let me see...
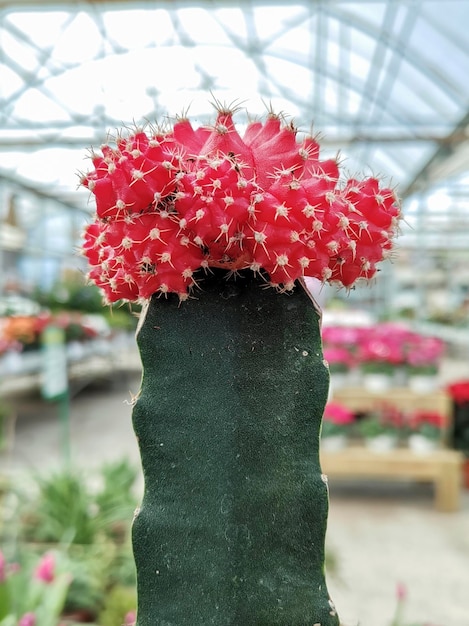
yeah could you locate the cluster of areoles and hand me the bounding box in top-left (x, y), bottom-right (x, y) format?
top-left (81, 109), bottom-right (401, 302)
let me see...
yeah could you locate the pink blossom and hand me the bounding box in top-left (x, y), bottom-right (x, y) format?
top-left (406, 334), bottom-right (445, 367)
top-left (322, 325), bottom-right (361, 346)
top-left (323, 346), bottom-right (352, 367)
top-left (324, 402), bottom-right (354, 426)
top-left (124, 611), bottom-right (137, 625)
top-left (0, 551), bottom-right (5, 583)
top-left (357, 329), bottom-right (406, 365)
top-left (19, 613), bottom-right (36, 626)
top-left (396, 581), bottom-right (407, 600)
top-left (34, 552), bottom-right (55, 583)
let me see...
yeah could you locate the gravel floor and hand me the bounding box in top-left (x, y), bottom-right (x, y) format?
top-left (1, 370), bottom-right (468, 626)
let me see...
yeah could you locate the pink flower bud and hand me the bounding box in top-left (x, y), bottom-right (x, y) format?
top-left (124, 611), bottom-right (136, 625)
top-left (34, 553), bottom-right (55, 583)
top-left (0, 551), bottom-right (5, 583)
top-left (396, 581), bottom-right (407, 601)
top-left (19, 613), bottom-right (36, 626)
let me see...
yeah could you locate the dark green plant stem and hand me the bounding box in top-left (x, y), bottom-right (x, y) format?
top-left (132, 269), bottom-right (339, 626)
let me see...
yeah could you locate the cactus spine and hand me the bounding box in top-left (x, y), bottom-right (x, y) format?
top-left (132, 269), bottom-right (339, 625)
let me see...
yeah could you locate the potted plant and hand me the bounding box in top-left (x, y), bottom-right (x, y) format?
top-left (356, 325), bottom-right (406, 392)
top-left (79, 102), bottom-right (400, 625)
top-left (321, 402), bottom-right (355, 451)
top-left (323, 346), bottom-right (353, 394)
top-left (405, 334), bottom-right (445, 393)
top-left (406, 410), bottom-right (444, 454)
top-left (358, 404), bottom-right (404, 452)
top-left (447, 380), bottom-right (469, 488)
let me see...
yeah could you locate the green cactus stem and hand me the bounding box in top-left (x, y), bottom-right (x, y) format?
top-left (132, 268), bottom-right (339, 626)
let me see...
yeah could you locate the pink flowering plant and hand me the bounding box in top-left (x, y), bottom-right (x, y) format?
top-left (80, 103), bottom-right (401, 303)
top-left (0, 550), bottom-right (71, 626)
top-left (322, 402), bottom-right (355, 437)
top-left (322, 323), bottom-right (445, 379)
top-left (391, 582), bottom-right (442, 626)
top-left (323, 346), bottom-right (354, 374)
top-left (356, 323), bottom-right (407, 375)
top-left (404, 334), bottom-right (445, 376)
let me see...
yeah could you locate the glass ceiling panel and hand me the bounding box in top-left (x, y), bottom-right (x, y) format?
top-left (0, 0), bottom-right (468, 218)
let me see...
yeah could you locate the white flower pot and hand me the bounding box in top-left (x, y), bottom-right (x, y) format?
top-left (408, 375), bottom-right (438, 394)
top-left (328, 372), bottom-right (348, 400)
top-left (365, 434), bottom-right (398, 453)
top-left (408, 433), bottom-right (438, 454)
top-left (363, 373), bottom-right (393, 393)
top-left (321, 434), bottom-right (348, 452)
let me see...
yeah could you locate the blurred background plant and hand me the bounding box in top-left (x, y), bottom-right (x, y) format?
top-left (357, 404), bottom-right (406, 441)
top-left (389, 582), bottom-right (442, 626)
top-left (406, 410), bottom-right (445, 442)
top-left (32, 278), bottom-right (140, 333)
top-left (321, 402), bottom-right (355, 438)
top-left (0, 549), bottom-right (72, 626)
top-left (1, 458), bottom-right (139, 624)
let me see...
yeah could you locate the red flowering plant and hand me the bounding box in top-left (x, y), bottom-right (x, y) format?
top-left (358, 403), bottom-right (406, 439)
top-left (406, 410), bottom-right (445, 441)
top-left (79, 104), bottom-right (401, 303)
top-left (321, 402), bottom-right (355, 437)
top-left (447, 380), bottom-right (469, 405)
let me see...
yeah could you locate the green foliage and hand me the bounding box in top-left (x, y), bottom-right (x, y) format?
top-left (34, 278), bottom-right (103, 314)
top-left (94, 459), bottom-right (140, 538)
top-left (20, 470), bottom-right (96, 545)
top-left (33, 277), bottom-right (140, 330)
top-left (19, 459), bottom-right (138, 546)
top-left (103, 307), bottom-right (140, 332)
top-left (0, 550), bottom-right (72, 626)
top-left (3, 459), bottom-right (138, 620)
top-left (0, 401), bottom-right (12, 452)
top-left (98, 585), bottom-right (136, 626)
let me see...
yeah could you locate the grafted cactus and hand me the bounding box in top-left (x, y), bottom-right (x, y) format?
top-left (131, 269), bottom-right (337, 625)
top-left (80, 102), bottom-right (400, 625)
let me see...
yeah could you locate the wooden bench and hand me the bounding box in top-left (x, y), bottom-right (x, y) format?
top-left (321, 446), bottom-right (464, 512)
top-left (322, 386), bottom-right (464, 512)
top-left (332, 387), bottom-right (452, 422)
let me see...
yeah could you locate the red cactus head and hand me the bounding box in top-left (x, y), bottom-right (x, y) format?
top-left (81, 104), bottom-right (401, 303)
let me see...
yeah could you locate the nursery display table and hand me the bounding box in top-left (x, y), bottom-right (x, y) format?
top-left (325, 386), bottom-right (462, 512)
top-left (332, 387), bottom-right (452, 422)
top-left (0, 354), bottom-right (114, 398)
top-left (321, 446), bottom-right (464, 512)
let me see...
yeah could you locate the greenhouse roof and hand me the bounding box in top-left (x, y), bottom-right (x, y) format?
top-left (1, 0), bottom-right (469, 216)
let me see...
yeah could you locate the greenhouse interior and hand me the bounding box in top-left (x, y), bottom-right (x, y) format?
top-left (0, 1), bottom-right (468, 625)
